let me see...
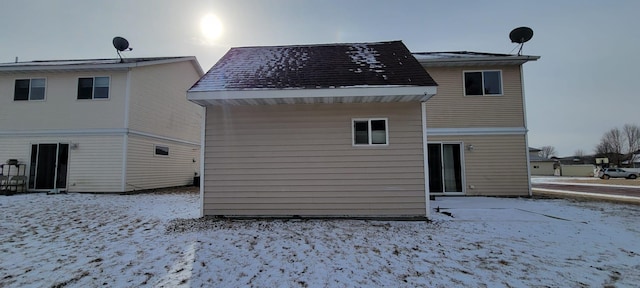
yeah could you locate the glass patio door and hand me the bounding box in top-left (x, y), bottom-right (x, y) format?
top-left (427, 143), bottom-right (463, 194)
top-left (29, 143), bottom-right (69, 190)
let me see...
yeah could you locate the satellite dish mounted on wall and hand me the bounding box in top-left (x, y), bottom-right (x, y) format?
top-left (509, 27), bottom-right (533, 55)
top-left (112, 36), bottom-right (133, 62)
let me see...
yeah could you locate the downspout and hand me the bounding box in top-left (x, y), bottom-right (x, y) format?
top-left (521, 65), bottom-right (533, 197)
top-left (199, 106), bottom-right (206, 217)
top-left (421, 101), bottom-right (431, 218)
top-left (121, 69), bottom-right (132, 192)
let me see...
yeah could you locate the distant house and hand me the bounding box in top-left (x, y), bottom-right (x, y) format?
top-left (0, 57), bottom-right (204, 193)
top-left (529, 147), bottom-right (556, 176)
top-left (188, 41), bottom-right (538, 218)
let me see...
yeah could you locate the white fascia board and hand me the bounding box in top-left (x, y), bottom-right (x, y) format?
top-left (416, 55), bottom-right (540, 67)
top-left (0, 65), bottom-right (129, 73)
top-left (0, 57), bottom-right (200, 73)
top-left (427, 127), bottom-right (527, 136)
top-left (187, 86), bottom-right (437, 102)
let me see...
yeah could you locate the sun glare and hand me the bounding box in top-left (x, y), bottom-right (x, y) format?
top-left (200, 14), bottom-right (223, 41)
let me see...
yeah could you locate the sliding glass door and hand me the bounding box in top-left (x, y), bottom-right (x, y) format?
top-left (428, 143), bottom-right (463, 194)
top-left (28, 143), bottom-right (69, 190)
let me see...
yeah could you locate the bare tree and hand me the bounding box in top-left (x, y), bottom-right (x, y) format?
top-left (540, 146), bottom-right (557, 159)
top-left (574, 149), bottom-right (586, 157)
top-left (595, 124), bottom-right (640, 166)
top-left (623, 123), bottom-right (640, 164)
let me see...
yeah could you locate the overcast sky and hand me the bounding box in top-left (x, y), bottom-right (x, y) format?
top-left (1, 0), bottom-right (638, 156)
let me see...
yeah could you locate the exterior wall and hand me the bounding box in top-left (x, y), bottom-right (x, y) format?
top-left (128, 61), bottom-right (203, 143)
top-left (530, 161), bottom-right (556, 176)
top-left (423, 65), bottom-right (524, 128)
top-left (203, 102), bottom-right (426, 216)
top-left (421, 63), bottom-right (530, 196)
top-left (427, 134), bottom-right (529, 196)
top-left (125, 134), bottom-right (199, 191)
top-left (561, 165), bottom-right (596, 177)
top-left (0, 134), bottom-right (124, 192)
top-left (0, 71), bottom-right (128, 130)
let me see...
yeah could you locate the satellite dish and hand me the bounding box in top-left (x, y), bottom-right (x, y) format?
top-left (509, 27), bottom-right (533, 55)
top-left (112, 37), bottom-right (130, 51)
top-left (509, 27), bottom-right (533, 44)
top-left (112, 36), bottom-right (132, 62)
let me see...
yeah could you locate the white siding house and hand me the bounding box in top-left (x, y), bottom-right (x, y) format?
top-left (0, 57), bottom-right (203, 193)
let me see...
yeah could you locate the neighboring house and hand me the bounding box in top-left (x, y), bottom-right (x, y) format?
top-left (0, 57), bottom-right (204, 193)
top-left (528, 148), bottom-right (556, 176)
top-left (188, 41), bottom-right (538, 218)
top-left (413, 51), bottom-right (538, 195)
top-left (554, 155), bottom-right (595, 166)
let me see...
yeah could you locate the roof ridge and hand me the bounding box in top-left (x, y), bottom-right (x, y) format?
top-left (231, 40), bottom-right (404, 50)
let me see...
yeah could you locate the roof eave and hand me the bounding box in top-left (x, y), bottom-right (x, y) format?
top-left (187, 86), bottom-right (437, 106)
top-left (415, 55), bottom-right (540, 67)
top-left (0, 56), bottom-right (203, 74)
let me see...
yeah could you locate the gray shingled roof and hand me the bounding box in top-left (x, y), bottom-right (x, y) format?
top-left (190, 41), bottom-right (437, 92)
top-left (0, 57), bottom-right (203, 75)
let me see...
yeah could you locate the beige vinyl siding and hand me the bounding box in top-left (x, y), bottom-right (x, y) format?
top-left (423, 66), bottom-right (524, 128)
top-left (125, 134), bottom-right (199, 191)
top-left (128, 61), bottom-right (203, 143)
top-left (530, 161), bottom-right (555, 176)
top-left (428, 134), bottom-right (529, 196)
top-left (0, 71), bottom-right (128, 130)
top-left (0, 134), bottom-right (124, 192)
top-left (203, 102), bottom-right (426, 217)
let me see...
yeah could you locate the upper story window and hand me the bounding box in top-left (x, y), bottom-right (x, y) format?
top-left (353, 118), bottom-right (388, 146)
top-left (14, 78), bottom-right (46, 101)
top-left (464, 70), bottom-right (502, 96)
top-left (77, 76), bottom-right (110, 100)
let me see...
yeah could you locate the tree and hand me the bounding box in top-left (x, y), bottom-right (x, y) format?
top-left (540, 146), bottom-right (557, 159)
top-left (595, 124), bottom-right (640, 167)
top-left (574, 149), bottom-right (586, 157)
top-left (623, 124), bottom-right (640, 164)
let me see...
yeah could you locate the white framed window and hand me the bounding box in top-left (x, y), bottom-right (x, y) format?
top-left (14, 78), bottom-right (46, 101)
top-left (77, 76), bottom-right (110, 100)
top-left (352, 118), bottom-right (388, 146)
top-left (464, 70), bottom-right (503, 96)
top-left (154, 145), bottom-right (169, 156)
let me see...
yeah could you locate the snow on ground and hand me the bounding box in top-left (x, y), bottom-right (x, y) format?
top-left (1, 191), bottom-right (639, 287)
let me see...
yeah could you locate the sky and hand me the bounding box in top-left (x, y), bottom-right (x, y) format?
top-left (1, 0), bottom-right (638, 157)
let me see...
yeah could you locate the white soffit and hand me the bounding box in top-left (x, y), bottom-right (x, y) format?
top-left (188, 86), bottom-right (437, 106)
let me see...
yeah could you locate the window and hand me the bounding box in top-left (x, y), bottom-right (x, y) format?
top-left (464, 71), bottom-right (502, 96)
top-left (77, 76), bottom-right (110, 99)
top-left (14, 78), bottom-right (46, 101)
top-left (154, 145), bottom-right (169, 156)
top-left (352, 118), bottom-right (388, 146)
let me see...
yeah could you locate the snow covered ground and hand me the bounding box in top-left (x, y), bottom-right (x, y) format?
top-left (1, 191), bottom-right (639, 287)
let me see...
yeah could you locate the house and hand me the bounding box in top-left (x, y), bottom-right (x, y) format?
top-left (188, 41), bottom-right (539, 218)
top-left (528, 148), bottom-right (556, 176)
top-left (0, 57), bottom-right (204, 193)
top-left (413, 51), bottom-right (538, 195)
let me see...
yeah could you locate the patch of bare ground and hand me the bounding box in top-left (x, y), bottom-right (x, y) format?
top-left (125, 185), bottom-right (199, 195)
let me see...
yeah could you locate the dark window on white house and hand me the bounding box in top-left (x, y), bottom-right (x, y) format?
top-left (78, 76), bottom-right (109, 99)
top-left (14, 78), bottom-right (46, 101)
top-left (154, 145), bottom-right (169, 156)
top-left (464, 71), bottom-right (502, 96)
top-left (353, 118), bottom-right (388, 146)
